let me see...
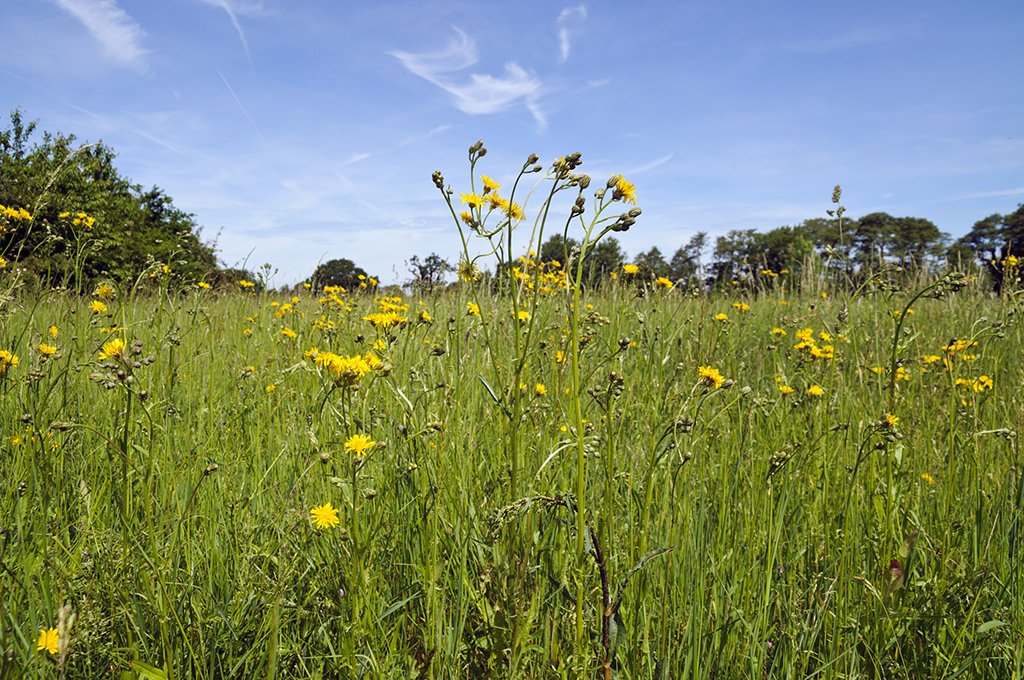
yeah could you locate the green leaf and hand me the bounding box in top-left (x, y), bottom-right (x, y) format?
top-left (129, 660), bottom-right (168, 680)
top-left (477, 375), bottom-right (500, 405)
top-left (977, 620), bottom-right (1007, 635)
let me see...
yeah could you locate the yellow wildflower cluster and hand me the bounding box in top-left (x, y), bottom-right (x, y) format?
top-left (793, 328), bottom-right (835, 360)
top-left (0, 350), bottom-right (19, 372)
top-left (955, 375), bottom-right (994, 393)
top-left (308, 349), bottom-right (379, 386)
top-left (1, 204), bottom-right (32, 224)
top-left (459, 181), bottom-right (525, 228)
top-left (511, 255), bottom-right (569, 296)
top-left (59, 211), bottom-right (95, 228)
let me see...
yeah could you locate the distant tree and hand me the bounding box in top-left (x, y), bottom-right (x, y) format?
top-left (407, 253), bottom-right (451, 292)
top-left (668, 232), bottom-right (707, 284)
top-left (956, 205), bottom-right (1024, 292)
top-left (633, 246), bottom-right (668, 279)
top-left (0, 108), bottom-right (218, 289)
top-left (585, 237), bottom-right (624, 283)
top-left (708, 229), bottom-right (760, 288)
top-left (539, 233), bottom-right (623, 285)
top-left (306, 258), bottom-right (367, 291)
top-left (957, 214), bottom-right (1004, 267)
top-left (539, 233), bottom-right (578, 266)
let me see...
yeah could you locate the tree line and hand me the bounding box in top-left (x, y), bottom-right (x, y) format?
top-left (0, 110), bottom-right (248, 291)
top-left (4, 110), bottom-right (1021, 295)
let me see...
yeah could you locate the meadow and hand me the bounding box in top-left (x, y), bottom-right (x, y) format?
top-left (1, 149), bottom-right (1023, 679)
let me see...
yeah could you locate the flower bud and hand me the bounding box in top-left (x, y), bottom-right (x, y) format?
top-left (607, 175), bottom-right (619, 188)
top-left (526, 153), bottom-right (539, 165)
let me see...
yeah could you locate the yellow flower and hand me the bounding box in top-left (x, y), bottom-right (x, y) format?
top-left (883, 413), bottom-right (899, 428)
top-left (90, 300), bottom-right (107, 314)
top-left (38, 343), bottom-right (57, 356)
top-left (516, 310), bottom-right (531, 323)
top-left (98, 338), bottom-right (126, 361)
top-left (921, 473), bottom-right (935, 486)
top-left (345, 433), bottom-right (376, 456)
top-left (363, 311), bottom-right (407, 329)
top-left (535, 383), bottom-right (547, 397)
top-left (807, 385), bottom-right (825, 397)
top-left (656, 276), bottom-right (674, 289)
top-left (714, 313), bottom-right (728, 322)
top-left (612, 176), bottom-right (638, 205)
top-left (467, 302), bottom-right (480, 317)
top-left (480, 175), bottom-right (501, 194)
top-left (0, 350), bottom-right (18, 373)
top-left (554, 350), bottom-right (566, 364)
top-left (771, 327), bottom-right (787, 337)
top-left (265, 384), bottom-right (276, 393)
top-left (779, 385), bottom-right (795, 395)
top-left (280, 327), bottom-right (297, 338)
top-left (731, 302), bottom-right (750, 312)
top-left (48, 326), bottom-right (58, 338)
top-left (459, 192), bottom-right (486, 209)
top-left (197, 281), bottom-right (211, 289)
top-left (457, 258), bottom-right (481, 282)
top-left (622, 264), bottom-right (639, 275)
top-left (37, 627), bottom-right (58, 654)
top-left (697, 365), bottom-right (724, 389)
top-left (505, 201), bottom-right (525, 221)
top-left (310, 503), bottom-right (340, 530)
top-left (93, 284), bottom-right (116, 300)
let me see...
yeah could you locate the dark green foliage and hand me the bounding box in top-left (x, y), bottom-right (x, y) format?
top-left (406, 253), bottom-right (450, 292)
top-left (539, 233), bottom-right (623, 284)
top-left (0, 109), bottom-right (218, 290)
top-left (307, 257), bottom-right (370, 291)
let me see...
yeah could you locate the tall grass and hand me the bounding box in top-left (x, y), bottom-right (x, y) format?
top-left (1, 152), bottom-right (1022, 678)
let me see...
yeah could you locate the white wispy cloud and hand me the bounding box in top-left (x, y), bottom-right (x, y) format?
top-left (217, 69), bottom-right (264, 141)
top-left (51, 0), bottom-right (148, 69)
top-left (390, 28), bottom-right (545, 129)
top-left (557, 5), bottom-right (587, 63)
top-left (628, 152), bottom-right (674, 175)
top-left (196, 0), bottom-right (259, 60)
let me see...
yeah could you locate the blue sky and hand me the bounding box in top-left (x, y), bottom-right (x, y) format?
top-left (3, 0), bottom-right (1023, 285)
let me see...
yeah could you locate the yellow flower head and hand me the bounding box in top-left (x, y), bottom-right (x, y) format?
top-left (0, 350), bottom-right (18, 372)
top-left (310, 503), bottom-right (340, 530)
top-left (467, 302), bottom-right (481, 317)
top-left (480, 175), bottom-right (501, 194)
top-left (535, 383), bottom-right (547, 397)
top-left (807, 385), bottom-right (825, 397)
top-left (38, 343), bottom-right (57, 356)
top-left (714, 313), bottom-right (728, 322)
top-left (612, 176), bottom-right (638, 205)
top-left (457, 258), bottom-right (481, 282)
top-left (93, 284), bottom-right (116, 300)
top-left (883, 413), bottom-right (899, 428)
top-left (90, 300), bottom-right (107, 314)
top-left (779, 385), bottom-right (795, 395)
top-left (697, 365), bottom-right (724, 389)
top-left (656, 276), bottom-right (674, 289)
top-left (622, 264), bottom-right (639, 275)
top-left (98, 339), bottom-right (126, 361)
top-left (37, 627), bottom-right (59, 655)
top-left (459, 192), bottom-right (486, 209)
top-left (345, 433), bottom-right (376, 456)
